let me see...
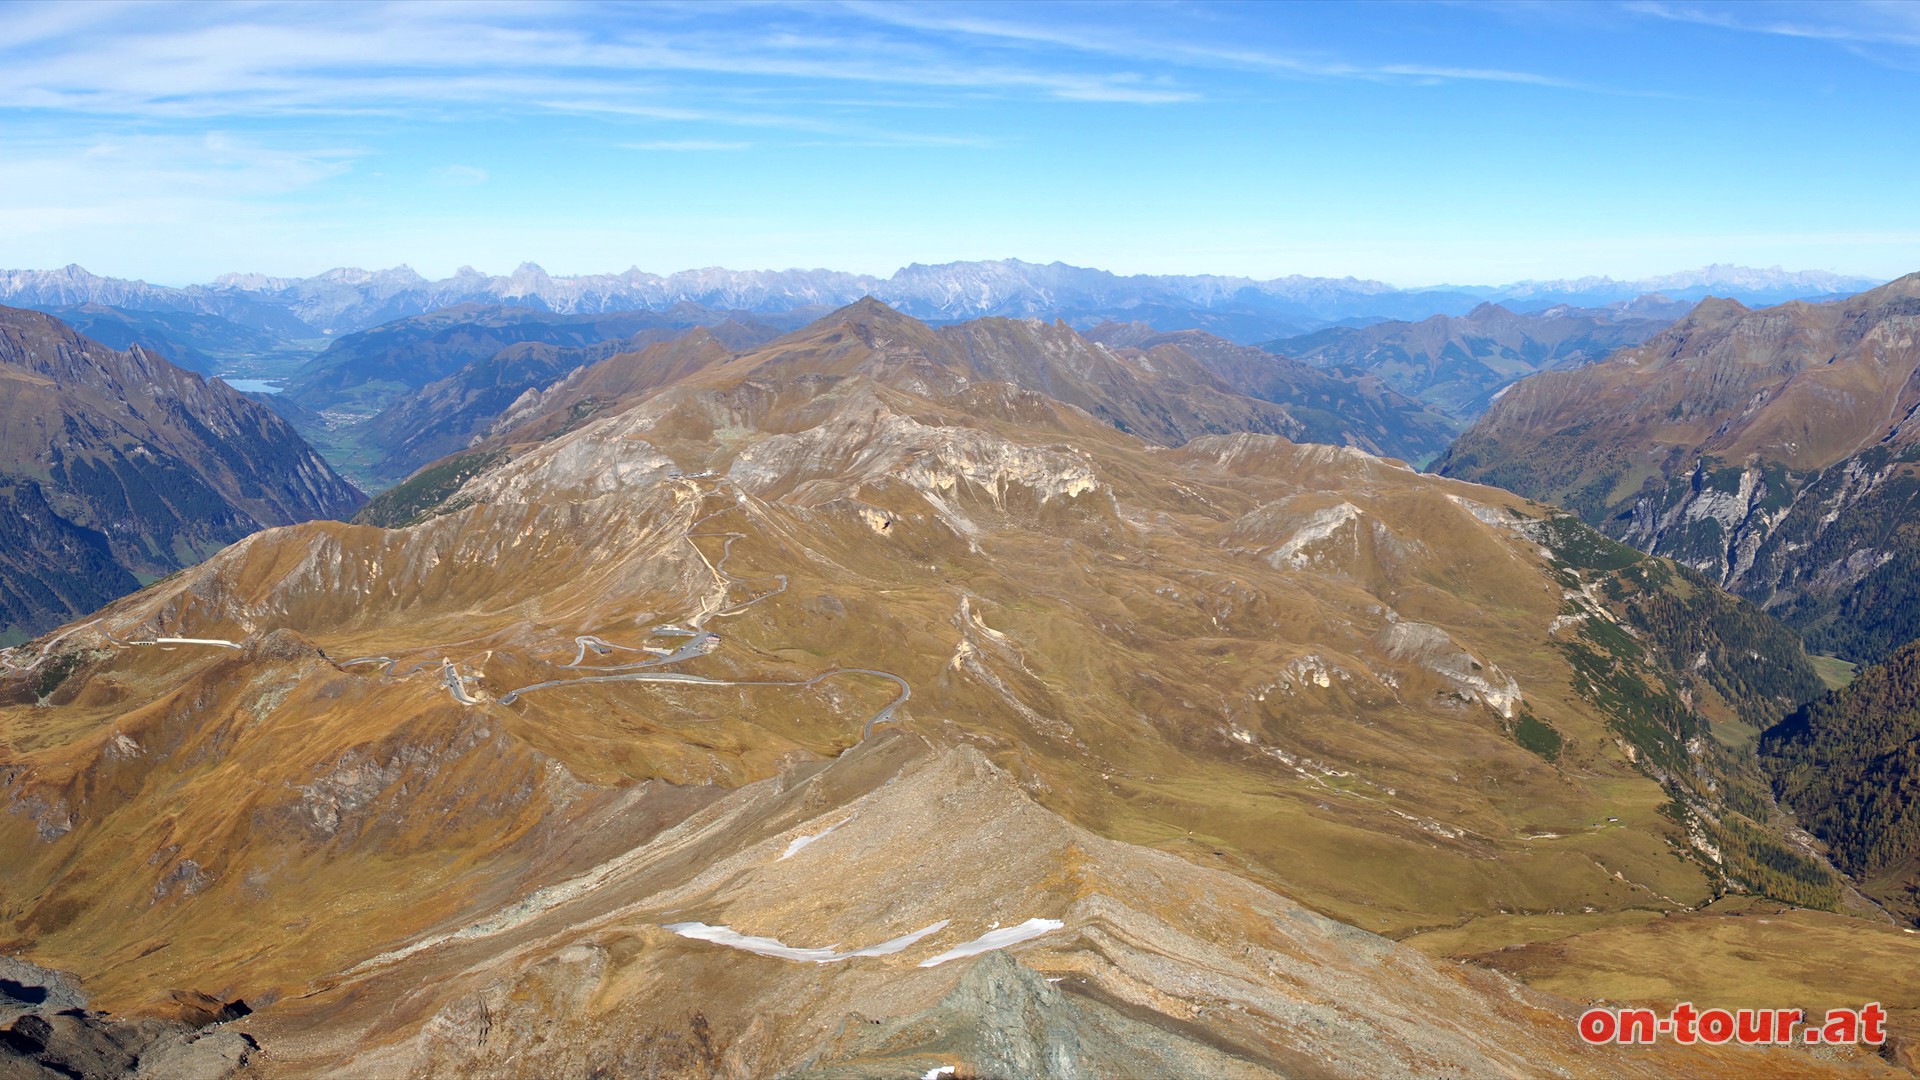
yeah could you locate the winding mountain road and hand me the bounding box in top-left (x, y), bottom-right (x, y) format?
top-left (493, 478), bottom-right (901, 733)
top-left (4, 475), bottom-right (910, 741)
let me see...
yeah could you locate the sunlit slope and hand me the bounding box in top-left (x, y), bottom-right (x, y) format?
top-left (242, 736), bottom-right (1882, 1079)
top-left (438, 299), bottom-right (1453, 472)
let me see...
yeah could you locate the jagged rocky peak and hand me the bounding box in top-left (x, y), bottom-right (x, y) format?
top-left (316, 264), bottom-right (428, 286)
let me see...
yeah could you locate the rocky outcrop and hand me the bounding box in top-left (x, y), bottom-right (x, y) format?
top-left (0, 958), bottom-right (254, 1080)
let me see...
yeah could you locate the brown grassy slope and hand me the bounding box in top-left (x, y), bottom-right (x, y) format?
top-left (467, 299), bottom-right (1453, 470)
top-left (1439, 274), bottom-right (1920, 507)
top-left (1, 377), bottom-right (1767, 984)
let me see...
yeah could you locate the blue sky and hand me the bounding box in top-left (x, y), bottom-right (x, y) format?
top-left (2, 0), bottom-right (1917, 286)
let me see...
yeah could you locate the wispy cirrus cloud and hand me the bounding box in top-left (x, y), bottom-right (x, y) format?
top-left (0, 131), bottom-right (360, 198)
top-left (10, 1), bottom-right (1908, 286)
top-left (834, 0), bottom-right (1605, 92)
top-left (1626, 0), bottom-right (1920, 48)
top-left (0, 0), bottom-right (1616, 134)
top-left (0, 131), bottom-right (359, 249)
top-left (0, 1), bottom-right (1196, 120)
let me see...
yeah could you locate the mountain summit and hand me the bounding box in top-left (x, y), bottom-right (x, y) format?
top-left (379, 300), bottom-right (1457, 494)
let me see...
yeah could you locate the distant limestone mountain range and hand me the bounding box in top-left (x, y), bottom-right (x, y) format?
top-left (0, 260), bottom-right (1882, 341)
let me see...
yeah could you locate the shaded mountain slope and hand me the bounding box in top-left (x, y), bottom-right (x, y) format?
top-left (1084, 322), bottom-right (1458, 461)
top-left (1438, 274), bottom-right (1920, 663)
top-left (351, 317), bottom-right (785, 484)
top-left (0, 307), bottom-right (362, 642)
top-left (1265, 300), bottom-right (1679, 419)
top-left (285, 303), bottom-right (795, 415)
top-left (1763, 637), bottom-right (1920, 924)
top-left (38, 304), bottom-right (292, 377)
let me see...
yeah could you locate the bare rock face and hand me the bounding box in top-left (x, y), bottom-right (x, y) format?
top-left (0, 958), bottom-right (85, 1026)
top-left (796, 951), bottom-right (1277, 1079)
top-left (0, 958), bottom-right (253, 1080)
top-left (247, 627), bottom-right (323, 663)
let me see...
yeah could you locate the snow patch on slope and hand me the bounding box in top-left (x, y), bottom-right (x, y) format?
top-left (916, 918), bottom-right (1065, 967)
top-left (778, 817), bottom-right (851, 861)
top-left (664, 919), bottom-right (951, 963)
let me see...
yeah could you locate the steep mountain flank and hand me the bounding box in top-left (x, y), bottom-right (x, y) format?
top-left (2, 291), bottom-right (1899, 1074)
top-left (473, 327), bottom-right (753, 446)
top-left (351, 318), bottom-right (785, 484)
top-left (285, 303), bottom-right (790, 415)
top-left (39, 305), bottom-right (292, 377)
top-left (1438, 274), bottom-right (1920, 663)
top-left (1763, 638), bottom-right (1920, 924)
top-left (1265, 299), bottom-right (1679, 419)
top-left (1083, 322), bottom-right (1458, 462)
top-left (0, 307), bottom-right (362, 642)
